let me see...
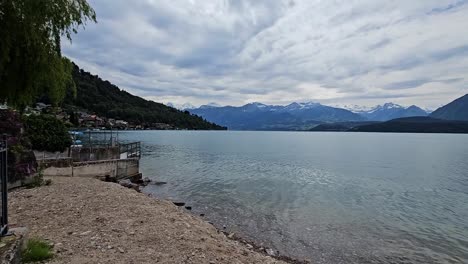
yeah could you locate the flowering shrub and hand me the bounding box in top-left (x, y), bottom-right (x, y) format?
top-left (0, 109), bottom-right (37, 183)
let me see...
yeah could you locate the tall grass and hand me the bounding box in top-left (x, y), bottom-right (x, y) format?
top-left (22, 238), bottom-right (53, 262)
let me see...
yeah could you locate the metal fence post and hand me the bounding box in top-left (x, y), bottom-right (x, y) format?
top-left (1, 135), bottom-right (8, 236)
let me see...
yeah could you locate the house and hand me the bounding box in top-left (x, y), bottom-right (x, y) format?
top-left (115, 120), bottom-right (129, 129)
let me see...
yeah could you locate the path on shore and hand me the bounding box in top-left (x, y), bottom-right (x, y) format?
top-left (10, 177), bottom-right (286, 264)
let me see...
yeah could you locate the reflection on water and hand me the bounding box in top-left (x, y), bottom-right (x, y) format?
top-left (119, 131), bottom-right (468, 264)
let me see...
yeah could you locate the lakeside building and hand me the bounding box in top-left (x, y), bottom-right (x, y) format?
top-left (36, 130), bottom-right (141, 181)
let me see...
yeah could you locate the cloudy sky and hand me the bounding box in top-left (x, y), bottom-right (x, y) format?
top-left (63, 0), bottom-right (468, 109)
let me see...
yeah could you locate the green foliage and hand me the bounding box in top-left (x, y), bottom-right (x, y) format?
top-left (25, 168), bottom-right (52, 189)
top-left (23, 115), bottom-right (72, 152)
top-left (64, 65), bottom-right (227, 130)
top-left (22, 238), bottom-right (53, 263)
top-left (0, 0), bottom-right (96, 108)
top-left (68, 111), bottom-right (80, 127)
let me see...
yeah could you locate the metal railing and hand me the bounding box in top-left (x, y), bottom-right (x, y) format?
top-left (71, 130), bottom-right (120, 147)
top-left (119, 142), bottom-right (141, 159)
top-left (0, 137), bottom-right (8, 236)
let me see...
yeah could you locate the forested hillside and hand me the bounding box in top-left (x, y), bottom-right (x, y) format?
top-left (63, 64), bottom-right (226, 130)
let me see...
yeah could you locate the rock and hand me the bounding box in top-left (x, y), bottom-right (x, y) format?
top-left (119, 179), bottom-right (140, 192)
top-left (119, 179), bottom-right (131, 186)
top-left (173, 202), bottom-right (185, 207)
top-left (199, 213), bottom-right (205, 217)
top-left (265, 248), bottom-right (276, 257)
top-left (246, 244), bottom-right (253, 249)
top-left (153, 181), bottom-right (167, 186)
top-left (107, 245), bottom-right (113, 249)
top-left (104, 175), bottom-right (117, 182)
top-left (80, 230), bottom-right (92, 236)
top-left (118, 247), bottom-right (125, 253)
top-left (132, 179), bottom-right (144, 184)
top-left (185, 206), bottom-right (192, 210)
top-left (227, 233), bottom-right (235, 239)
top-left (143, 177), bottom-right (151, 183)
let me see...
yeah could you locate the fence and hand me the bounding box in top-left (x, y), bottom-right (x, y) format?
top-left (71, 130), bottom-right (119, 147)
top-left (0, 138), bottom-right (8, 236)
top-left (119, 142), bottom-right (141, 159)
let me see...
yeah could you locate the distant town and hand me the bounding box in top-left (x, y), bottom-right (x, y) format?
top-left (25, 103), bottom-right (177, 130)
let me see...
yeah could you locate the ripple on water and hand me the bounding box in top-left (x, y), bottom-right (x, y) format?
top-left (118, 131), bottom-right (468, 263)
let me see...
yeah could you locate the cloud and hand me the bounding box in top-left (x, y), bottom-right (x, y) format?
top-left (384, 78), bottom-right (464, 90)
top-left (62, 0), bottom-right (468, 109)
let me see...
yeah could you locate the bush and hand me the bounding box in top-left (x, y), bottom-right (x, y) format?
top-left (22, 238), bottom-right (53, 262)
top-left (0, 109), bottom-right (38, 183)
top-left (23, 114), bottom-right (71, 152)
top-left (25, 169), bottom-right (52, 189)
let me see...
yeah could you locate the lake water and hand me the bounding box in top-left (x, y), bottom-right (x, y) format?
top-left (118, 131), bottom-right (468, 263)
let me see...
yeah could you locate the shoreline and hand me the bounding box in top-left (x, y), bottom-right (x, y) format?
top-left (141, 192), bottom-right (310, 264)
top-left (9, 176), bottom-right (303, 263)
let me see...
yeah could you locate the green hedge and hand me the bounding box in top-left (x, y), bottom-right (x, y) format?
top-left (24, 115), bottom-right (71, 152)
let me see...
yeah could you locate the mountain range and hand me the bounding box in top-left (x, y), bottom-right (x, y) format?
top-left (189, 102), bottom-right (366, 130)
top-left (348, 103), bottom-right (429, 121)
top-left (188, 101), bottom-right (431, 130)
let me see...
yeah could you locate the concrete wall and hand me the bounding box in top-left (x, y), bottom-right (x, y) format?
top-left (42, 166), bottom-right (73, 177)
top-left (41, 158), bottom-right (139, 179)
top-left (39, 158), bottom-right (73, 177)
top-left (70, 146), bottom-right (120, 162)
top-left (34, 150), bottom-right (70, 160)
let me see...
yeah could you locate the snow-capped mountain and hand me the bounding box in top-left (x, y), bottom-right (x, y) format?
top-left (336, 104), bottom-right (379, 113)
top-left (198, 102), bottom-right (222, 109)
top-left (356, 103), bottom-right (428, 121)
top-left (181, 103), bottom-right (197, 110)
top-left (165, 102), bottom-right (196, 110)
top-left (189, 102), bottom-right (363, 130)
top-left (185, 101), bottom-right (430, 129)
top-left (283, 102), bottom-right (322, 111)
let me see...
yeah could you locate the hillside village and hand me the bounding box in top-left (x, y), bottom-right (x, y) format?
top-left (26, 103), bottom-right (177, 130)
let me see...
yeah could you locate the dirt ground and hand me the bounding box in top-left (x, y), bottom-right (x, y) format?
top-left (9, 176), bottom-right (287, 264)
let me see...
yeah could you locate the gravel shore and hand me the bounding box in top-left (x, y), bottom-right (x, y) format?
top-left (10, 177), bottom-right (286, 264)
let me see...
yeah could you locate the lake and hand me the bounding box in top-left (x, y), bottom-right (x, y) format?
top-left (118, 131), bottom-right (468, 264)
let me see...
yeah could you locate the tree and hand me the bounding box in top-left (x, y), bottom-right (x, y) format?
top-left (68, 111), bottom-right (80, 127)
top-left (23, 114), bottom-right (72, 152)
top-left (0, 0), bottom-right (96, 108)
